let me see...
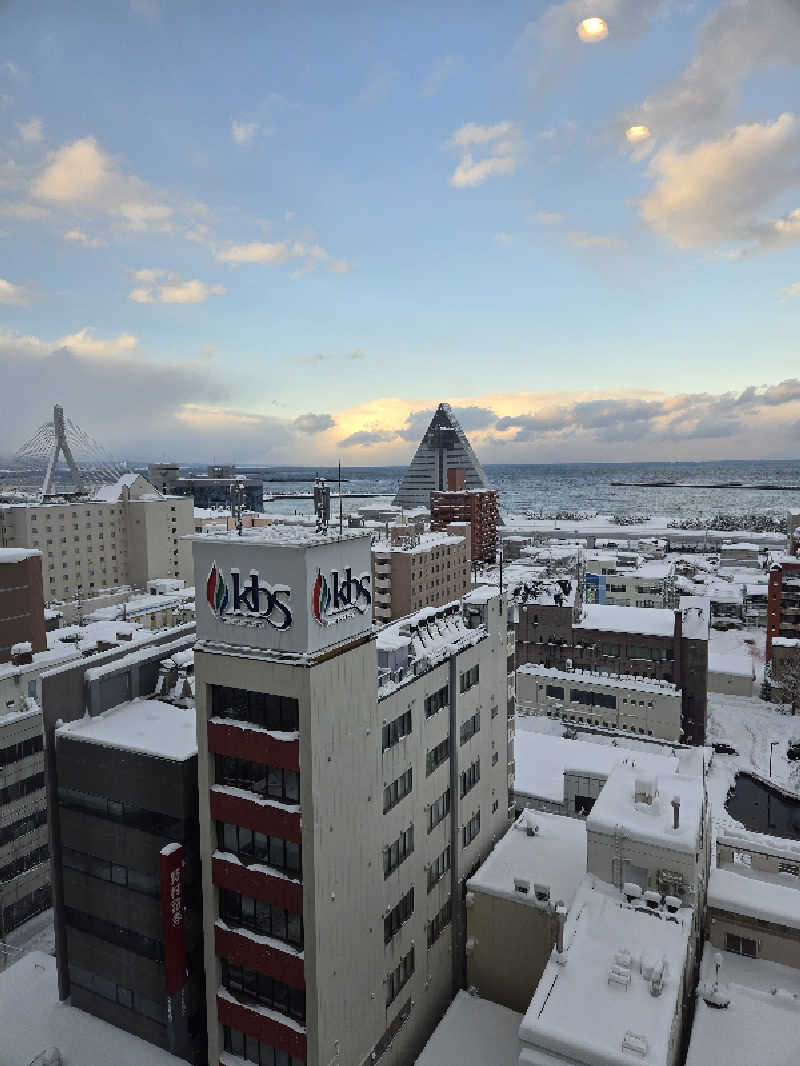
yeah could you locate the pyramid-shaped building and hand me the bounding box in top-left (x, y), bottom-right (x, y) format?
top-left (393, 402), bottom-right (493, 508)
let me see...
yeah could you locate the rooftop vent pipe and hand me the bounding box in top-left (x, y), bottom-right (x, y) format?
top-left (671, 796), bottom-right (681, 830)
top-left (554, 901), bottom-right (567, 954)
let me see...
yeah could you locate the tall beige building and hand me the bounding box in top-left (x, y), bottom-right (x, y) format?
top-left (190, 527), bottom-right (510, 1066)
top-left (371, 526), bottom-right (470, 623)
top-left (0, 475), bottom-right (193, 602)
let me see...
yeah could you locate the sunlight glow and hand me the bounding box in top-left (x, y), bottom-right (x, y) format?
top-left (626, 125), bottom-right (650, 142)
top-left (577, 17), bottom-right (609, 42)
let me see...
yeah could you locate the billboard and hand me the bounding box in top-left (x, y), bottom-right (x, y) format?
top-left (191, 529), bottom-right (373, 656)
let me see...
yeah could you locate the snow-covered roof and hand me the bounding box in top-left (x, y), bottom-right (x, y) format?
top-left (371, 530), bottom-right (464, 554)
top-left (0, 547), bottom-right (41, 563)
top-left (57, 698), bottom-right (197, 761)
top-left (190, 525), bottom-right (370, 547)
top-left (92, 472), bottom-right (145, 502)
top-left (686, 942), bottom-right (800, 1066)
top-left (771, 636), bottom-right (800, 648)
top-left (0, 952), bottom-right (186, 1066)
top-left (519, 876), bottom-right (693, 1066)
top-left (708, 865), bottom-right (800, 930)
top-left (463, 584), bottom-right (501, 605)
top-left (708, 651), bottom-right (754, 678)
top-left (576, 603), bottom-right (676, 638)
top-left (586, 761), bottom-right (704, 855)
top-left (415, 990), bottom-right (522, 1066)
top-left (513, 729), bottom-right (680, 805)
top-left (468, 810), bottom-right (586, 908)
top-left (517, 663), bottom-right (680, 696)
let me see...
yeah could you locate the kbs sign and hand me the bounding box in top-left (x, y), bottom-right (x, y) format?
top-left (311, 566), bottom-right (371, 626)
top-left (206, 563), bottom-right (292, 630)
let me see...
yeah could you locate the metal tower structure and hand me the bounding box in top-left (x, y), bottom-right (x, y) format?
top-left (13, 404), bottom-right (122, 498)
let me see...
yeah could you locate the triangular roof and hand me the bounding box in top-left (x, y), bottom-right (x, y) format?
top-left (393, 403), bottom-right (492, 507)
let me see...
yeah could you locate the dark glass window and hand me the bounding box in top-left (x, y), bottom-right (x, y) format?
top-left (220, 959), bottom-right (306, 1023)
top-left (219, 888), bottom-right (303, 949)
top-left (212, 686), bottom-right (299, 731)
top-left (215, 755), bottom-right (299, 804)
top-left (216, 823), bottom-right (301, 879)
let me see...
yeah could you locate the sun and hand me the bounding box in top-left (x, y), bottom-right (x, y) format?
top-left (577, 16), bottom-right (609, 42)
top-left (626, 125), bottom-right (650, 143)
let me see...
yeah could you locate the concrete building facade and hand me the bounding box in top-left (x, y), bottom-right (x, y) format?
top-left (371, 527), bottom-right (470, 623)
top-left (190, 527), bottom-right (510, 1066)
top-left (0, 475), bottom-right (194, 602)
top-left (0, 549), bottom-right (47, 665)
top-left (149, 464), bottom-right (264, 513)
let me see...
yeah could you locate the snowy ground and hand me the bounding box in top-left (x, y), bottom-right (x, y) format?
top-left (0, 908), bottom-right (55, 974)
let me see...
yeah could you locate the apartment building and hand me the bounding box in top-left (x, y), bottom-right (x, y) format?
top-left (190, 526), bottom-right (510, 1066)
top-left (371, 526), bottom-right (470, 623)
top-left (0, 549), bottom-right (47, 664)
top-left (52, 695), bottom-right (205, 1062)
top-left (0, 701), bottom-right (49, 934)
top-left (430, 468), bottom-right (498, 564)
top-left (0, 474), bottom-right (194, 602)
top-left (585, 556), bottom-right (676, 609)
top-left (766, 556), bottom-right (800, 657)
top-left (516, 662), bottom-right (683, 741)
top-left (149, 464), bottom-right (264, 513)
top-left (515, 602), bottom-right (709, 746)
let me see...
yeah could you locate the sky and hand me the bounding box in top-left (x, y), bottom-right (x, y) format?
top-left (1, 0), bottom-right (800, 466)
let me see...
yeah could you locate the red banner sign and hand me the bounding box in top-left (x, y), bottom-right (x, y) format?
top-left (160, 843), bottom-right (186, 998)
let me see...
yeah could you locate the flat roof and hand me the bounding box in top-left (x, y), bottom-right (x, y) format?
top-left (517, 663), bottom-right (680, 696)
top-left (188, 526), bottom-right (370, 548)
top-left (575, 603), bottom-right (676, 638)
top-left (520, 877), bottom-right (693, 1066)
top-left (468, 810), bottom-right (586, 908)
top-left (0, 547), bottom-right (41, 563)
top-left (57, 698), bottom-right (197, 761)
top-left (0, 952), bottom-right (186, 1066)
top-left (416, 990), bottom-right (522, 1066)
top-left (708, 865), bottom-right (800, 931)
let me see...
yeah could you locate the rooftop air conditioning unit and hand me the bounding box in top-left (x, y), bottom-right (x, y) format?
top-left (514, 878), bottom-right (530, 895)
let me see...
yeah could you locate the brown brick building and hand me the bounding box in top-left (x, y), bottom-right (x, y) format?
top-left (766, 556), bottom-right (800, 658)
top-left (0, 548), bottom-right (47, 664)
top-left (430, 469), bottom-right (498, 564)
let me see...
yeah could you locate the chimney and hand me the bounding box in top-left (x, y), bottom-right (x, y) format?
top-left (554, 901), bottom-right (568, 955)
top-left (671, 796), bottom-right (680, 830)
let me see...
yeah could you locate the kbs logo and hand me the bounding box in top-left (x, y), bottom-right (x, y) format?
top-left (312, 567), bottom-right (371, 626)
top-left (206, 563), bottom-right (292, 630)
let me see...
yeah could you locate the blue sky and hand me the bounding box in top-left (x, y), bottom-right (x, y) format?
top-left (2, 0), bottom-right (800, 464)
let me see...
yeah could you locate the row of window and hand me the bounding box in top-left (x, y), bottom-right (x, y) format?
top-left (463, 810), bottom-right (481, 848)
top-left (0, 733), bottom-right (42, 768)
top-left (384, 768), bottom-right (413, 814)
top-left (0, 807), bottom-right (47, 847)
top-left (220, 959), bottom-right (306, 1023)
top-left (382, 709), bottom-right (412, 751)
top-left (386, 947), bottom-right (415, 1007)
top-left (0, 844), bottom-right (49, 884)
top-left (424, 685), bottom-right (449, 718)
top-left (2, 883), bottom-right (49, 934)
top-left (58, 786), bottom-right (186, 840)
top-left (62, 847), bottom-right (159, 897)
top-left (217, 822), bottom-right (301, 879)
top-left (65, 905), bottom-right (163, 962)
top-left (459, 665), bottom-right (480, 693)
top-left (427, 788), bottom-right (451, 834)
top-left (219, 888), bottom-right (303, 949)
top-left (427, 897), bottom-right (452, 948)
top-left (460, 710), bottom-right (480, 746)
top-left (569, 688), bottom-right (617, 711)
top-left (544, 709), bottom-right (655, 735)
top-left (212, 686), bottom-right (299, 732)
top-left (384, 825), bottom-right (414, 878)
top-left (384, 887), bottom-right (415, 944)
top-left (428, 844), bottom-right (451, 892)
top-left (69, 964), bottom-right (167, 1025)
top-left (0, 771), bottom-right (44, 806)
top-left (222, 1026), bottom-right (305, 1066)
top-left (460, 758), bottom-right (480, 799)
top-left (426, 737), bottom-right (450, 777)
top-left (215, 754), bottom-right (300, 805)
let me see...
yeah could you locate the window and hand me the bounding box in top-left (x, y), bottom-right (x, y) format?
top-left (492, 751), bottom-right (499, 766)
top-left (384, 768), bottom-right (413, 813)
top-left (0, 733), bottom-right (43, 768)
top-left (219, 889), bottom-right (303, 948)
top-left (424, 685), bottom-right (449, 718)
top-left (460, 710), bottom-right (480, 746)
top-left (215, 754), bottom-right (299, 804)
top-left (569, 688), bottom-right (616, 711)
top-left (426, 737), bottom-right (450, 776)
top-left (223, 1027), bottom-right (305, 1066)
top-left (65, 906), bottom-right (163, 962)
top-left (426, 897), bottom-right (452, 947)
top-left (212, 686), bottom-right (299, 731)
top-left (62, 848), bottom-right (159, 897)
top-left (0, 845), bottom-right (49, 883)
top-left (220, 959), bottom-right (306, 1023)
top-left (459, 664), bottom-right (480, 693)
top-left (384, 887), bottom-right (414, 944)
top-left (0, 807), bottom-right (47, 847)
top-left (462, 809), bottom-right (481, 848)
top-left (0, 771), bottom-right (45, 805)
top-left (460, 758), bottom-right (480, 798)
top-left (545, 684), bottom-right (564, 700)
top-left (382, 709), bottom-right (412, 751)
top-left (427, 789), bottom-right (451, 834)
top-left (59, 786), bottom-right (184, 839)
top-left (69, 964), bottom-right (166, 1024)
top-left (384, 824), bottom-right (414, 877)
top-left (427, 843), bottom-right (451, 891)
top-left (778, 861), bottom-right (800, 876)
top-left (216, 823), bottom-right (301, 879)
top-left (725, 933), bottom-right (758, 958)
top-left (385, 947), bottom-right (414, 1007)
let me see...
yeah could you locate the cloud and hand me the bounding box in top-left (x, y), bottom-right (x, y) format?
top-left (620, 0), bottom-right (800, 145)
top-left (217, 240), bottom-right (290, 264)
top-left (779, 281), bottom-right (800, 300)
top-left (339, 428), bottom-right (398, 447)
top-left (231, 120), bottom-right (260, 145)
top-left (419, 54), bottom-right (463, 98)
top-left (350, 347), bottom-right (366, 360)
top-left (57, 328), bottom-right (138, 358)
top-left (535, 211), bottom-right (566, 225)
top-left (446, 121), bottom-right (524, 188)
top-left (128, 270), bottom-right (226, 304)
top-left (566, 229), bottom-right (623, 250)
top-left (293, 412), bottom-right (336, 434)
top-left (64, 228), bottom-right (106, 248)
top-left (217, 237), bottom-right (348, 275)
top-left (16, 118), bottom-right (43, 142)
top-left (0, 278), bottom-right (35, 305)
top-left (640, 113), bottom-right (800, 252)
top-left (494, 232), bottom-right (516, 245)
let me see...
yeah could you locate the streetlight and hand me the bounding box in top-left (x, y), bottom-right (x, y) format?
top-left (768, 740), bottom-right (780, 830)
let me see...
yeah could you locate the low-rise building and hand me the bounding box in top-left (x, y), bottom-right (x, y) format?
top-left (149, 464), bottom-right (264, 512)
top-left (585, 557), bottom-right (676, 610)
top-left (0, 548), bottom-right (46, 665)
top-left (707, 651), bottom-right (754, 697)
top-left (415, 989), bottom-right (522, 1066)
top-left (371, 527), bottom-right (470, 623)
top-left (766, 556), bottom-right (800, 658)
top-left (719, 542), bottom-right (763, 569)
